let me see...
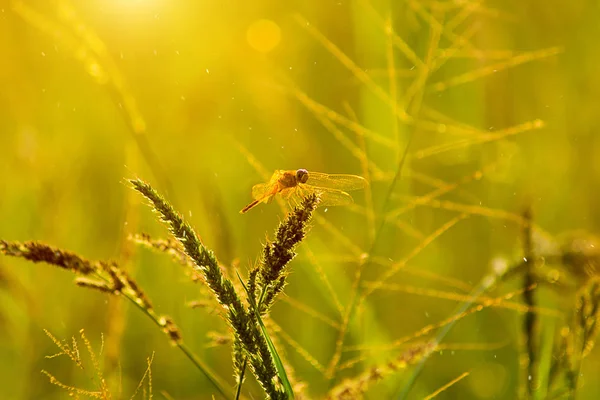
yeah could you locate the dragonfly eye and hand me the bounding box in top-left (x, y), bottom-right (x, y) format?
top-left (296, 169), bottom-right (309, 183)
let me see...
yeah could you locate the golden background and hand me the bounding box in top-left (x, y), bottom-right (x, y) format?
top-left (1, 0), bottom-right (599, 398)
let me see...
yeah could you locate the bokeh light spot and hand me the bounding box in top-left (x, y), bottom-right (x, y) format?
top-left (246, 19), bottom-right (281, 53)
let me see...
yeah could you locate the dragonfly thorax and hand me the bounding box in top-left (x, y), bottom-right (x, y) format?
top-left (278, 170), bottom-right (300, 188)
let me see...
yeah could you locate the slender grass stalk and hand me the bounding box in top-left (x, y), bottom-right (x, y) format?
top-left (235, 357), bottom-right (248, 400)
top-left (522, 207), bottom-right (537, 398)
top-left (536, 318), bottom-right (556, 400)
top-left (325, 130), bottom-right (415, 383)
top-left (238, 272), bottom-right (294, 399)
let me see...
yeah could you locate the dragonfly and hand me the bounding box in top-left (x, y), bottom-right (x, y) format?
top-left (240, 169), bottom-right (367, 214)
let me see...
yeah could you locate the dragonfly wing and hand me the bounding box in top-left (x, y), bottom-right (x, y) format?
top-left (305, 172), bottom-right (367, 191)
top-left (251, 183), bottom-right (278, 204)
top-left (251, 183), bottom-right (268, 199)
top-left (300, 185), bottom-right (354, 207)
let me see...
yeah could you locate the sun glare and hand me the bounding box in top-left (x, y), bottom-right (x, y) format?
top-left (246, 19), bottom-right (281, 53)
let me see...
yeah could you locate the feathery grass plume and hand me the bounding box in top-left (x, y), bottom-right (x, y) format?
top-left (0, 240), bottom-right (96, 274)
top-left (130, 178), bottom-right (311, 400)
top-left (0, 239), bottom-right (187, 347)
top-left (43, 329), bottom-right (154, 399)
top-left (0, 240), bottom-right (153, 310)
top-left (0, 238), bottom-right (233, 398)
top-left (236, 195), bottom-right (318, 397)
top-left (260, 194), bottom-right (319, 283)
top-left (252, 193), bottom-right (319, 314)
top-left (326, 341), bottom-right (437, 399)
top-left (130, 352), bottom-right (155, 400)
top-left (43, 329), bottom-right (85, 370)
top-left (42, 329), bottom-right (110, 399)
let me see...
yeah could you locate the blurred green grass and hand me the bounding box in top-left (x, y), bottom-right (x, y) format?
top-left (1, 0), bottom-right (600, 399)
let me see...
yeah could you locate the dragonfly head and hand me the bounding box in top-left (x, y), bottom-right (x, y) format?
top-left (296, 169), bottom-right (309, 184)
